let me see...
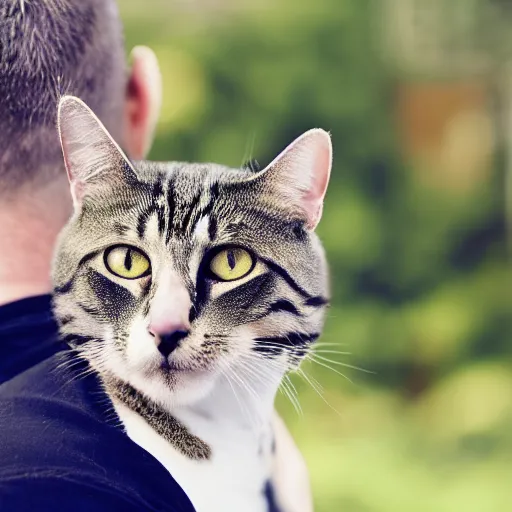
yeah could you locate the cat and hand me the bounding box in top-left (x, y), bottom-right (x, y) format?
top-left (51, 95), bottom-right (332, 512)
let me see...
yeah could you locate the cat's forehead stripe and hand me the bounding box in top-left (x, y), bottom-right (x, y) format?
top-left (132, 173), bottom-right (222, 243)
top-left (178, 181), bottom-right (220, 238)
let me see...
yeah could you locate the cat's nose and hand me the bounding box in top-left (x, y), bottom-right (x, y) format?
top-left (154, 329), bottom-right (190, 358)
top-left (149, 317), bottom-right (191, 357)
top-left (147, 269), bottom-right (192, 357)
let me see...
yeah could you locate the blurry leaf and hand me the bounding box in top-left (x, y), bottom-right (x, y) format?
top-left (152, 46), bottom-right (207, 131)
top-left (318, 186), bottom-right (384, 269)
top-left (412, 362), bottom-right (512, 440)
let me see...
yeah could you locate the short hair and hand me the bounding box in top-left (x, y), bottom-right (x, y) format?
top-left (0, 0), bottom-right (126, 192)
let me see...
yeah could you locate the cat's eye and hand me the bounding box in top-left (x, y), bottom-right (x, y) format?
top-left (208, 247), bottom-right (255, 282)
top-left (104, 246), bottom-right (151, 280)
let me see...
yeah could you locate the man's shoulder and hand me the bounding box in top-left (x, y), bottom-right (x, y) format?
top-left (0, 355), bottom-right (111, 441)
top-left (0, 355), bottom-right (194, 512)
top-left (0, 352), bottom-right (102, 411)
top-left (0, 294), bottom-right (63, 384)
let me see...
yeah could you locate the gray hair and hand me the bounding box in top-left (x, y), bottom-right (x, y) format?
top-left (0, 0), bottom-right (126, 192)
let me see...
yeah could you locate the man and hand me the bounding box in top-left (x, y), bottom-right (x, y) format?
top-left (0, 1), bottom-right (311, 511)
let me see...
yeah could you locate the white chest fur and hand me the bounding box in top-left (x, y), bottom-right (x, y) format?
top-left (114, 401), bottom-right (274, 512)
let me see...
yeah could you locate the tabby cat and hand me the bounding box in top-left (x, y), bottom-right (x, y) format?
top-left (51, 96), bottom-right (332, 512)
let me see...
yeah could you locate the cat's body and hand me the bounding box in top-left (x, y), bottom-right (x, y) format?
top-left (51, 96), bottom-right (331, 512)
top-left (114, 395), bottom-right (274, 512)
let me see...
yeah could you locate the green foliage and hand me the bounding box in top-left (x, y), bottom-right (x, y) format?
top-left (121, 0), bottom-right (509, 509)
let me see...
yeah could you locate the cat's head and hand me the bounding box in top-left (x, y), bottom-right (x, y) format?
top-left (52, 96), bottom-right (331, 409)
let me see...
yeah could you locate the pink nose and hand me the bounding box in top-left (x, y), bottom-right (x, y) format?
top-left (148, 317), bottom-right (191, 338)
top-left (148, 314), bottom-right (191, 358)
top-left (147, 269), bottom-right (192, 357)
top-left (149, 326), bottom-right (190, 358)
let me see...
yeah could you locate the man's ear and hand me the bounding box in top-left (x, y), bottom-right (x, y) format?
top-left (250, 129), bottom-right (332, 230)
top-left (58, 95), bottom-right (136, 209)
top-left (123, 46), bottom-right (162, 160)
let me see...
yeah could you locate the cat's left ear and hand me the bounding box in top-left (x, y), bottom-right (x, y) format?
top-left (58, 95), bottom-right (136, 209)
top-left (252, 129), bottom-right (332, 230)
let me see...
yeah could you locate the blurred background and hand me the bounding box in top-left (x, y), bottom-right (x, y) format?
top-left (120, 1), bottom-right (510, 510)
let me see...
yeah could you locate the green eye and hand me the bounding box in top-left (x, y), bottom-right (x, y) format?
top-left (104, 246), bottom-right (151, 279)
top-left (209, 247), bottom-right (255, 282)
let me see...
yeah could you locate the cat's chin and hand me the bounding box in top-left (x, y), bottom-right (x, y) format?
top-left (137, 354), bottom-right (212, 379)
top-left (159, 377), bottom-right (216, 411)
top-left (121, 361), bottom-right (218, 411)
top-left (159, 358), bottom-right (197, 374)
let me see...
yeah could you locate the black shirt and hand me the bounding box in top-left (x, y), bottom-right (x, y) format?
top-left (0, 295), bottom-right (62, 385)
top-left (0, 295), bottom-right (195, 511)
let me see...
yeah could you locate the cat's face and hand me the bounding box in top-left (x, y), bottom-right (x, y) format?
top-left (52, 96), bottom-right (331, 409)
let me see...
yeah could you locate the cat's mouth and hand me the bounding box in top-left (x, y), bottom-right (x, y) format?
top-left (159, 358), bottom-right (195, 374)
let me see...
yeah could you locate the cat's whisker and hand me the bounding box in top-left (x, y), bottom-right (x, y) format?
top-left (305, 357), bottom-right (354, 384)
top-left (219, 358), bottom-right (265, 428)
top-left (53, 356), bottom-right (84, 372)
top-left (249, 342), bottom-right (310, 357)
top-left (297, 367), bottom-right (342, 417)
top-left (238, 348), bottom-right (289, 366)
top-left (229, 368), bottom-right (266, 431)
top-left (236, 360), bottom-right (291, 413)
top-left (281, 375), bottom-right (303, 416)
top-left (240, 131), bottom-right (257, 169)
top-left (241, 354), bottom-right (291, 376)
top-left (309, 354), bottom-right (374, 374)
top-left (310, 349), bottom-right (352, 356)
top-left (302, 372), bottom-right (324, 394)
top-left (231, 358), bottom-right (284, 427)
top-left (218, 366), bottom-right (254, 428)
top-left (60, 366), bottom-right (100, 386)
top-left (248, 349), bottom-right (307, 370)
top-left (52, 354), bottom-right (95, 377)
top-left (234, 353), bottom-right (303, 416)
top-left (229, 365), bottom-right (261, 404)
top-left (235, 358), bottom-right (275, 387)
top-left (54, 345), bottom-right (104, 374)
top-left (312, 341), bottom-right (351, 347)
top-left (279, 381), bottom-right (302, 417)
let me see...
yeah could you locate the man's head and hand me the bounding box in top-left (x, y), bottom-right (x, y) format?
top-left (0, 0), bottom-right (162, 305)
top-left (0, 0), bottom-right (161, 194)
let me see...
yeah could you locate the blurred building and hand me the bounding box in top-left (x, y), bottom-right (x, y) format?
top-left (380, 0), bottom-right (512, 203)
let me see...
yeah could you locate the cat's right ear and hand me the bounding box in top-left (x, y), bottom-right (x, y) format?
top-left (58, 95), bottom-right (136, 209)
top-left (246, 129), bottom-right (332, 230)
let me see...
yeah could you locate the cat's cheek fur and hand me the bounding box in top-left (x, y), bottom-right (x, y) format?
top-left (125, 316), bottom-right (160, 369)
top-left (83, 325), bottom-right (127, 378)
